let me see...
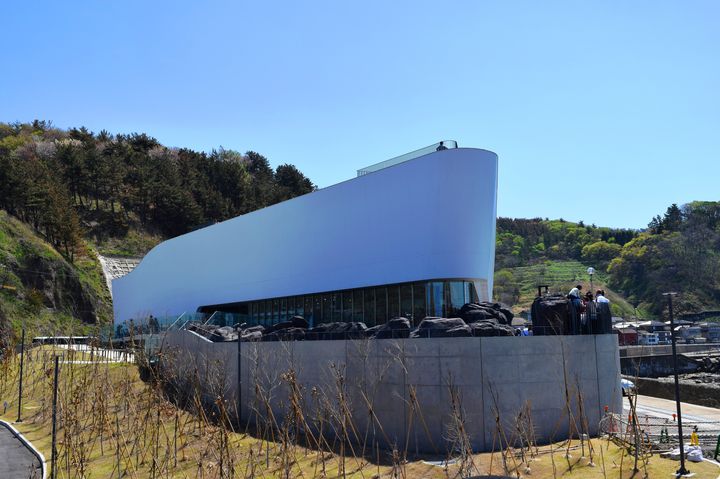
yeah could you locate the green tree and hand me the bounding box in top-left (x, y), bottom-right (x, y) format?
top-left (663, 203), bottom-right (683, 232)
top-left (581, 241), bottom-right (622, 269)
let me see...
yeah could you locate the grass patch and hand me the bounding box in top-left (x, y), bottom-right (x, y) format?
top-left (94, 229), bottom-right (162, 258)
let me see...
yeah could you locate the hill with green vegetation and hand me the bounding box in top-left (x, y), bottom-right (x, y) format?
top-left (494, 201), bottom-right (720, 319)
top-left (0, 210), bottom-right (111, 347)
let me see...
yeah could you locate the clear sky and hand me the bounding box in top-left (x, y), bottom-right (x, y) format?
top-left (2, 1), bottom-right (718, 229)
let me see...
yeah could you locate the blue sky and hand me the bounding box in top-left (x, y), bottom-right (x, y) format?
top-left (2, 1), bottom-right (718, 229)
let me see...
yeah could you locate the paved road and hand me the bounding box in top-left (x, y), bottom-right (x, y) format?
top-left (0, 423), bottom-right (42, 479)
top-left (625, 394), bottom-right (720, 431)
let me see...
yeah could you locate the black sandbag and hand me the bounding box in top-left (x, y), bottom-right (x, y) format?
top-left (468, 320), bottom-right (515, 337)
top-left (290, 315), bottom-right (309, 329)
top-left (307, 322), bottom-right (368, 340)
top-left (342, 321), bottom-right (368, 339)
top-left (530, 294), bottom-right (570, 335)
top-left (445, 324), bottom-right (472, 337)
top-left (262, 327), bottom-right (306, 342)
top-left (365, 324), bottom-right (383, 337)
top-left (459, 304), bottom-right (511, 324)
top-left (372, 317), bottom-right (411, 339)
top-left (499, 307), bottom-right (515, 322)
top-left (240, 330), bottom-right (262, 341)
top-left (243, 325), bottom-right (265, 334)
top-left (459, 303), bottom-right (483, 314)
top-left (459, 308), bottom-right (496, 323)
top-left (188, 323), bottom-right (220, 341)
top-left (411, 317), bottom-right (467, 338)
top-left (417, 317), bottom-right (466, 330)
top-left (209, 326), bottom-right (238, 342)
top-left (480, 302), bottom-right (514, 323)
top-left (596, 302), bottom-right (612, 334)
top-left (264, 317), bottom-right (309, 335)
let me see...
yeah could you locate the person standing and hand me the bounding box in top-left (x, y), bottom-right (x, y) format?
top-left (568, 284), bottom-right (582, 300)
top-left (596, 290), bottom-right (609, 304)
top-left (595, 290), bottom-right (611, 333)
top-left (568, 284), bottom-right (583, 334)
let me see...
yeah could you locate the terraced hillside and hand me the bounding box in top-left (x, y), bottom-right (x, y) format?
top-left (494, 260), bottom-right (646, 319)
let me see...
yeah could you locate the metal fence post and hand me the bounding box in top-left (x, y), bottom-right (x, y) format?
top-left (50, 355), bottom-right (59, 479)
top-left (16, 328), bottom-right (25, 422)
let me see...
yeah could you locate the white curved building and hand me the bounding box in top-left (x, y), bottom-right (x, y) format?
top-left (112, 144), bottom-right (498, 326)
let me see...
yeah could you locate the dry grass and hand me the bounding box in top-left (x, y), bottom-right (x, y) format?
top-left (1, 345), bottom-right (719, 478)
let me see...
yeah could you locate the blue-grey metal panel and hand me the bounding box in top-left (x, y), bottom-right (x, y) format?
top-left (112, 148), bottom-right (498, 323)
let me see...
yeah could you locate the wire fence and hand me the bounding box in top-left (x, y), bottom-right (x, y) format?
top-left (600, 412), bottom-right (720, 451)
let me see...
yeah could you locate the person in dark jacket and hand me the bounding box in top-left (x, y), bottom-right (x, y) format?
top-left (568, 285), bottom-right (583, 334)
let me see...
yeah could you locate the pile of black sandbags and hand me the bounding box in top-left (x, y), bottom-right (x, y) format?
top-left (530, 294), bottom-right (569, 335)
top-left (190, 302), bottom-right (524, 342)
top-left (458, 302), bottom-right (514, 325)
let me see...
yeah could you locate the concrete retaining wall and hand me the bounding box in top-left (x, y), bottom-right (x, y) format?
top-left (161, 332), bottom-right (621, 453)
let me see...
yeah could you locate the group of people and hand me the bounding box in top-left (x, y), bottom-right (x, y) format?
top-left (568, 284), bottom-right (609, 304)
top-left (567, 284), bottom-right (611, 334)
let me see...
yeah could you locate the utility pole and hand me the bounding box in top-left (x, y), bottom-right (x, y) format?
top-left (664, 292), bottom-right (690, 477)
top-left (16, 327), bottom-right (25, 422)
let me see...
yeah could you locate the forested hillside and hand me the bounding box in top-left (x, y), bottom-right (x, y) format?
top-left (0, 121), bottom-right (315, 258)
top-left (494, 202), bottom-right (720, 317)
top-left (609, 201), bottom-right (720, 316)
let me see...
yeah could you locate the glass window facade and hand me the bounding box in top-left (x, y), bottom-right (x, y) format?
top-left (198, 279), bottom-right (483, 328)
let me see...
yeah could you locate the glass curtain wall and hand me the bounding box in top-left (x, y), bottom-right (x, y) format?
top-left (200, 279), bottom-right (482, 329)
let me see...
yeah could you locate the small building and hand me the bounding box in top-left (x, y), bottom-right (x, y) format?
top-left (638, 320), bottom-right (670, 344)
top-left (656, 330), bottom-right (672, 345)
top-left (637, 330), bottom-right (659, 346)
top-left (675, 325), bottom-right (703, 343)
top-left (614, 327), bottom-right (638, 346)
top-left (699, 322), bottom-right (720, 343)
